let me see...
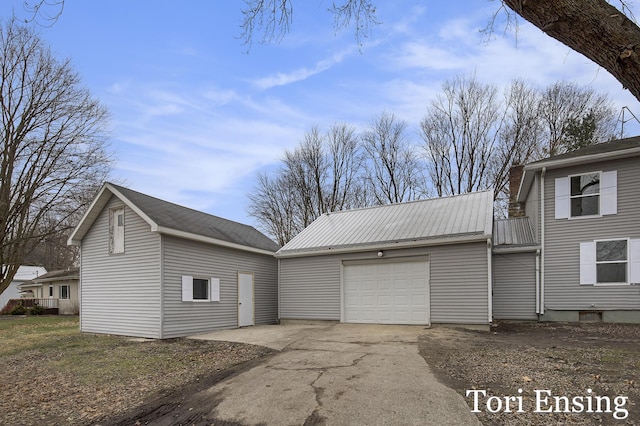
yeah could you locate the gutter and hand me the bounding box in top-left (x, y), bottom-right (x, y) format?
top-left (275, 233), bottom-right (490, 259)
top-left (156, 226), bottom-right (277, 257)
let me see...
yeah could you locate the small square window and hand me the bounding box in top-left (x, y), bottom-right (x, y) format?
top-left (192, 278), bottom-right (209, 300)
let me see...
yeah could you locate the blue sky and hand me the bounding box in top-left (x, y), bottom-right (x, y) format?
top-left (3, 1), bottom-right (640, 228)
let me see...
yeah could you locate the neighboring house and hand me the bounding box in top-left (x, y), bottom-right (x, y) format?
top-left (506, 136), bottom-right (640, 323)
top-left (18, 268), bottom-right (79, 315)
top-left (276, 191), bottom-right (494, 328)
top-left (68, 183), bottom-right (280, 339)
top-left (0, 266), bottom-right (47, 310)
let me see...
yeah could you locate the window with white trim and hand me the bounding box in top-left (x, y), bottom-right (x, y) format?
top-left (181, 275), bottom-right (220, 302)
top-left (580, 238), bottom-right (640, 285)
top-left (555, 171), bottom-right (617, 219)
top-left (59, 285), bottom-right (70, 300)
top-left (570, 173), bottom-right (600, 217)
top-left (596, 239), bottom-right (627, 283)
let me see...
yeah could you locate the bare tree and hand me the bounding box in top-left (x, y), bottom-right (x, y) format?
top-left (420, 75), bottom-right (502, 198)
top-left (0, 20), bottom-right (111, 295)
top-left (248, 123), bottom-right (363, 244)
top-left (420, 76), bottom-right (615, 214)
top-left (491, 79), bottom-right (543, 212)
top-left (538, 82), bottom-right (617, 156)
top-left (362, 112), bottom-right (424, 204)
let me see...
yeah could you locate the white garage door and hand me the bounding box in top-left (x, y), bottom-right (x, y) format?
top-left (343, 259), bottom-right (429, 325)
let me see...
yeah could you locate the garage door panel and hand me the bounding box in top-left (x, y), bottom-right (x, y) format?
top-left (343, 259), bottom-right (430, 325)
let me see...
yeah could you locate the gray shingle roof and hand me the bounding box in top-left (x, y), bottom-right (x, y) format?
top-left (527, 136), bottom-right (640, 167)
top-left (277, 190), bottom-right (494, 257)
top-left (69, 183), bottom-right (279, 253)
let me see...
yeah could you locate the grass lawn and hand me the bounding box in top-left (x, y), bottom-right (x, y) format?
top-left (0, 316), bottom-right (272, 425)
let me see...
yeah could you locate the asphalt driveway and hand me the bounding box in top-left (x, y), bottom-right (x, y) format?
top-left (187, 323), bottom-right (480, 425)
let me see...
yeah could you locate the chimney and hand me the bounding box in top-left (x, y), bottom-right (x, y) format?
top-left (508, 164), bottom-right (525, 218)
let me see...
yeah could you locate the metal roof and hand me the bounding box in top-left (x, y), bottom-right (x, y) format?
top-left (68, 183), bottom-right (280, 254)
top-left (493, 217), bottom-right (537, 247)
top-left (276, 190), bottom-right (494, 257)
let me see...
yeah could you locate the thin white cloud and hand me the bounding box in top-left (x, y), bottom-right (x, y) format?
top-left (251, 48), bottom-right (353, 89)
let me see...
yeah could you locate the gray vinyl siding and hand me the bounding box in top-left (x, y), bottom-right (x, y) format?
top-left (279, 243), bottom-right (489, 324)
top-left (429, 242), bottom-right (489, 324)
top-left (543, 157), bottom-right (640, 311)
top-left (525, 175), bottom-right (541, 242)
top-left (493, 252), bottom-right (538, 320)
top-left (161, 235), bottom-right (277, 338)
top-left (279, 255), bottom-right (342, 320)
top-left (80, 196), bottom-right (161, 338)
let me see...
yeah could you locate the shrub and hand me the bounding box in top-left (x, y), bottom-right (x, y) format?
top-left (30, 305), bottom-right (44, 315)
top-left (9, 304), bottom-right (27, 315)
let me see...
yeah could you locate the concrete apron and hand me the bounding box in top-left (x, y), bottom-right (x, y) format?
top-left (190, 324), bottom-right (480, 425)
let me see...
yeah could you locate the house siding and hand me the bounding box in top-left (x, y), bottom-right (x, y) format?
top-left (161, 235), bottom-right (277, 338)
top-left (525, 175), bottom-right (541, 242)
top-left (493, 252), bottom-right (538, 320)
top-left (543, 157), bottom-right (640, 312)
top-left (429, 242), bottom-right (489, 324)
top-left (279, 242), bottom-right (489, 324)
top-left (279, 255), bottom-right (342, 320)
top-left (80, 196), bottom-right (162, 338)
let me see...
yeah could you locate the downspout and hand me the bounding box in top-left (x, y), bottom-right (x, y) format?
top-left (487, 238), bottom-right (493, 323)
top-left (535, 249), bottom-right (540, 314)
top-left (540, 167), bottom-right (546, 316)
top-left (277, 258), bottom-right (281, 324)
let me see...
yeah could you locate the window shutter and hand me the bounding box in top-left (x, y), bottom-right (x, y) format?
top-left (600, 170), bottom-right (617, 215)
top-left (210, 278), bottom-right (220, 302)
top-left (579, 242), bottom-right (596, 285)
top-left (555, 177), bottom-right (570, 219)
top-left (181, 275), bottom-right (193, 301)
top-left (630, 239), bottom-right (640, 284)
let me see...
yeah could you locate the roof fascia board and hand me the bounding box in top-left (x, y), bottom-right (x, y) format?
top-left (525, 147), bottom-right (640, 172)
top-left (492, 245), bottom-right (541, 254)
top-left (517, 147), bottom-right (640, 203)
top-left (67, 184), bottom-right (110, 246)
top-left (276, 233), bottom-right (489, 258)
top-left (68, 183), bottom-right (160, 245)
top-left (105, 184), bottom-right (159, 232)
top-left (156, 226), bottom-right (276, 256)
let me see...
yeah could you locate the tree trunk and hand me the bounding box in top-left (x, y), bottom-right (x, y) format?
top-left (504, 0), bottom-right (640, 102)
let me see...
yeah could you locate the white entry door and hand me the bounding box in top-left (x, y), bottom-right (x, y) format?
top-left (238, 272), bottom-right (254, 327)
top-left (343, 259), bottom-right (430, 325)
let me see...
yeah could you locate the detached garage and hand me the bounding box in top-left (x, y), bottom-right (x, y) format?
top-left (277, 191), bottom-right (494, 327)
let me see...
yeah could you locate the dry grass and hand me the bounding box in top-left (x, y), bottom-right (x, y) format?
top-left (0, 316), bottom-right (272, 425)
top-left (420, 322), bottom-right (640, 425)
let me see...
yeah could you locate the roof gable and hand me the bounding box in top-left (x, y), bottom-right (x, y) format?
top-left (277, 190), bottom-right (494, 257)
top-left (517, 136), bottom-right (640, 203)
top-left (68, 183), bottom-right (279, 254)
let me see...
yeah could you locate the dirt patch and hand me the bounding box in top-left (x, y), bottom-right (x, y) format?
top-left (0, 317), bottom-right (274, 425)
top-left (419, 322), bottom-right (640, 425)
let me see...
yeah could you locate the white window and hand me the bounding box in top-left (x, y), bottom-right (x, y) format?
top-left (109, 207), bottom-right (125, 253)
top-left (59, 285), bottom-right (70, 300)
top-left (580, 238), bottom-right (640, 285)
top-left (555, 171), bottom-right (617, 219)
top-left (181, 275), bottom-right (220, 302)
top-left (570, 173), bottom-right (600, 217)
